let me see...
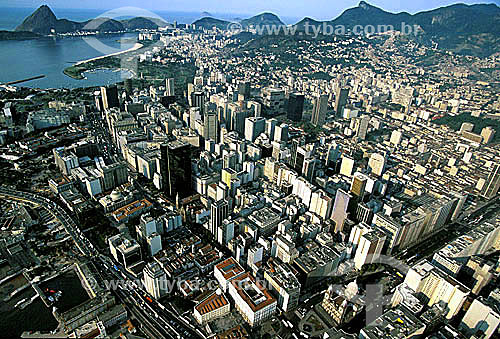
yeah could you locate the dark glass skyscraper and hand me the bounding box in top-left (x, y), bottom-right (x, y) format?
top-left (287, 93), bottom-right (304, 122)
top-left (100, 85), bottom-right (120, 110)
top-left (159, 141), bottom-right (193, 198)
top-left (238, 81), bottom-right (251, 100)
top-left (335, 87), bottom-right (349, 116)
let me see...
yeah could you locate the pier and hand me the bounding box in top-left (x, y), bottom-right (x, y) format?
top-left (1, 75), bottom-right (45, 86)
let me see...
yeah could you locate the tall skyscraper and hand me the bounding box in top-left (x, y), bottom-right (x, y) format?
top-left (326, 142), bottom-right (341, 167)
top-left (100, 86), bottom-right (120, 111)
top-left (143, 262), bottom-right (167, 299)
top-left (290, 137), bottom-right (305, 168)
top-left (124, 79), bottom-right (133, 95)
top-left (353, 115), bottom-right (369, 140)
top-left (99, 162), bottom-right (128, 191)
top-left (203, 111), bottom-right (219, 142)
top-left (481, 163), bottom-right (500, 200)
top-left (368, 153), bottom-right (386, 177)
top-left (159, 141), bottom-right (192, 198)
top-left (165, 78), bottom-right (175, 97)
top-left (217, 219), bottom-right (235, 246)
top-left (481, 127), bottom-right (496, 144)
top-left (354, 230), bottom-right (386, 270)
top-left (303, 158), bottom-right (316, 182)
top-left (238, 81), bottom-right (251, 100)
top-left (191, 91), bottom-right (205, 111)
top-left (187, 83), bottom-right (195, 105)
top-left (211, 199), bottom-right (229, 236)
top-left (351, 173), bottom-right (368, 201)
top-left (311, 94), bottom-right (328, 127)
top-left (390, 130), bottom-right (403, 146)
top-left (340, 155), bottom-right (355, 177)
top-left (274, 124), bottom-right (289, 143)
top-left (335, 88), bottom-right (349, 116)
top-left (266, 118), bottom-right (278, 141)
top-left (331, 189), bottom-right (355, 233)
top-left (245, 117), bottom-right (266, 142)
top-left (230, 108), bottom-right (248, 135)
top-left (262, 87), bottom-right (286, 115)
top-left (287, 93), bottom-right (304, 122)
top-left (294, 146), bottom-right (312, 174)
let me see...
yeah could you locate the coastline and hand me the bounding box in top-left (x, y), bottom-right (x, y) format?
top-left (64, 42), bottom-right (144, 80)
top-left (74, 42), bottom-right (143, 66)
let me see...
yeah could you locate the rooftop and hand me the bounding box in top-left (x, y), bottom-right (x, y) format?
top-left (112, 199), bottom-right (152, 222)
top-left (230, 272), bottom-right (276, 313)
top-left (195, 291), bottom-right (229, 315)
top-left (215, 257), bottom-right (245, 281)
top-left (361, 305), bottom-right (425, 339)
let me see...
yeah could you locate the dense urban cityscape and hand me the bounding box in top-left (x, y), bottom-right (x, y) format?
top-left (0, 1), bottom-right (499, 338)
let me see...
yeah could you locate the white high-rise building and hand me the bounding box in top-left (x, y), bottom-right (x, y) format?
top-left (354, 230), bottom-right (386, 270)
top-left (390, 130), bottom-right (403, 146)
top-left (340, 155), bottom-right (355, 177)
top-left (143, 262), bottom-right (167, 299)
top-left (247, 245), bottom-right (264, 268)
top-left (147, 233), bottom-right (162, 256)
top-left (217, 219), bottom-right (235, 246)
top-left (353, 115), bottom-right (369, 140)
top-left (404, 260), bottom-right (469, 319)
top-left (368, 153), bottom-right (386, 177)
top-left (460, 295), bottom-right (500, 339)
top-left (274, 124), bottom-right (289, 143)
top-left (310, 190), bottom-right (334, 220)
top-left (245, 117), bottom-right (266, 142)
top-left (165, 78), bottom-right (175, 96)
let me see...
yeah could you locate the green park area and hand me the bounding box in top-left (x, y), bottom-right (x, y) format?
top-left (434, 113), bottom-right (500, 143)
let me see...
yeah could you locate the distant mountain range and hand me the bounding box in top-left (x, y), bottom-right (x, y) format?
top-left (192, 13), bottom-right (284, 30)
top-left (193, 1), bottom-right (500, 56)
top-left (14, 5), bottom-right (167, 35)
top-left (9, 2), bottom-right (500, 56)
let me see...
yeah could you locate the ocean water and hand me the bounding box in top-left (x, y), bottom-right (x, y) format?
top-left (0, 33), bottom-right (137, 89)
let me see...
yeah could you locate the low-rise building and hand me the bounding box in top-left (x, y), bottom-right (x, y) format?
top-left (193, 290), bottom-right (230, 325)
top-left (214, 257), bottom-right (245, 293)
top-left (228, 272), bottom-right (277, 327)
top-left (360, 305), bottom-right (426, 339)
top-left (112, 199), bottom-right (153, 223)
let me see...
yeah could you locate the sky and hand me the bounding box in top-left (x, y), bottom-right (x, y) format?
top-left (1, 0), bottom-right (499, 21)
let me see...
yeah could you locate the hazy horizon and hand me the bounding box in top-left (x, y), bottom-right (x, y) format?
top-left (1, 0), bottom-right (499, 21)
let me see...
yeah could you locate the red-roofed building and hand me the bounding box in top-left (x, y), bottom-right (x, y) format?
top-left (228, 272), bottom-right (277, 327)
top-left (193, 290), bottom-right (230, 324)
top-left (214, 257), bottom-right (245, 292)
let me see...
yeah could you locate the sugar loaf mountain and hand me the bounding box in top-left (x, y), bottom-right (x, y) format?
top-left (13, 5), bottom-right (166, 35)
top-left (7, 2), bottom-right (500, 56)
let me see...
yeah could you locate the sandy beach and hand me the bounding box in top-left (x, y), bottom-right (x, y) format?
top-left (75, 42), bottom-right (143, 66)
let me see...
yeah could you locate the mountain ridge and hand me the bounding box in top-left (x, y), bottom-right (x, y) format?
top-left (15, 5), bottom-right (167, 34)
